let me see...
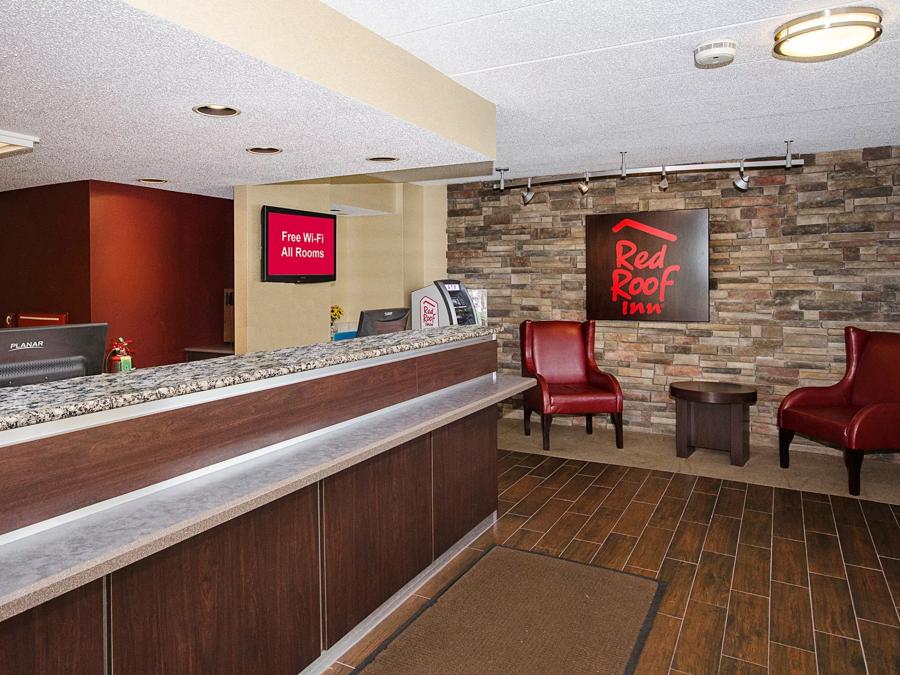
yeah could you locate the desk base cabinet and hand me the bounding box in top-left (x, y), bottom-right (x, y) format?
top-left (109, 484), bottom-right (321, 675)
top-left (432, 407), bottom-right (497, 557)
top-left (322, 436), bottom-right (433, 647)
top-left (0, 581), bottom-right (104, 675)
top-left (0, 409), bottom-right (498, 673)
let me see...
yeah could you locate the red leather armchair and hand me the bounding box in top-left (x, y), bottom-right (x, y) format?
top-left (520, 320), bottom-right (624, 451)
top-left (778, 326), bottom-right (900, 495)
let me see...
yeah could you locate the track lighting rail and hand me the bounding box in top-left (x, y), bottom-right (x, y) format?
top-left (494, 157), bottom-right (803, 191)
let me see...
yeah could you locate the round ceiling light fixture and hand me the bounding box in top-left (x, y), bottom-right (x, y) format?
top-left (773, 6), bottom-right (883, 62)
top-left (192, 104), bottom-right (241, 117)
top-left (246, 146), bottom-right (283, 155)
top-left (137, 177), bottom-right (168, 184)
top-left (365, 156), bottom-right (399, 163)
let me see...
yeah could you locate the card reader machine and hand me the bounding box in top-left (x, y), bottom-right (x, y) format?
top-left (411, 279), bottom-right (479, 329)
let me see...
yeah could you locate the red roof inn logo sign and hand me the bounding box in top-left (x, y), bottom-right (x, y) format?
top-left (586, 209), bottom-right (709, 322)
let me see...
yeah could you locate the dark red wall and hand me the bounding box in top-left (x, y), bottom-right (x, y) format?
top-left (0, 182), bottom-right (93, 323)
top-left (89, 181), bottom-right (233, 368)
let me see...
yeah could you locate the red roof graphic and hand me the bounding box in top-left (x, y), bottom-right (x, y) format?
top-left (612, 218), bottom-right (678, 242)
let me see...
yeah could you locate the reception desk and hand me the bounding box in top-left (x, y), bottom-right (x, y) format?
top-left (0, 327), bottom-right (531, 674)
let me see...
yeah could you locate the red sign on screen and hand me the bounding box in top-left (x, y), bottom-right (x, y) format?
top-left (262, 207), bottom-right (336, 282)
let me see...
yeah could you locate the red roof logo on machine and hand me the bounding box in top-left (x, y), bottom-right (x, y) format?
top-left (420, 297), bottom-right (439, 327)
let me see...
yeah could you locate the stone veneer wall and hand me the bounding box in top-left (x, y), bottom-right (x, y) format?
top-left (447, 146), bottom-right (900, 456)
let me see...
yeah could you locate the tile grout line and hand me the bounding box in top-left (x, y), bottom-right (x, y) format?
top-left (620, 471), bottom-right (667, 572)
top-left (799, 492), bottom-right (823, 675)
top-left (664, 477), bottom-right (715, 674)
top-left (506, 457), bottom-right (596, 548)
top-left (827, 494), bottom-right (869, 674)
top-left (717, 483), bottom-right (750, 670)
top-left (526, 472), bottom-right (592, 552)
top-left (580, 465), bottom-right (637, 565)
top-left (856, 500), bottom-right (900, 628)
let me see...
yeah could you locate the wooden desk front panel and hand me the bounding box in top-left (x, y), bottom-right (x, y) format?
top-left (0, 581), bottom-right (104, 675)
top-left (321, 436), bottom-right (433, 648)
top-left (108, 485), bottom-right (321, 675)
top-left (432, 407), bottom-right (498, 557)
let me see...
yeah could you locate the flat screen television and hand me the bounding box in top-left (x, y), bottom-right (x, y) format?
top-left (0, 323), bottom-right (108, 388)
top-left (261, 206), bottom-right (337, 283)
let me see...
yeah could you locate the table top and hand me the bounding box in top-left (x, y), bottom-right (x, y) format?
top-left (669, 380), bottom-right (758, 404)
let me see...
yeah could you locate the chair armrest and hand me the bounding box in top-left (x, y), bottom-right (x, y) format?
top-left (522, 373), bottom-right (550, 413)
top-left (525, 372), bottom-right (551, 411)
top-left (587, 367), bottom-right (623, 410)
top-left (845, 403), bottom-right (900, 450)
top-left (778, 385), bottom-right (848, 423)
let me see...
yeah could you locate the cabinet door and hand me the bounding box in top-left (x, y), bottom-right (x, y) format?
top-left (322, 436), bottom-right (432, 647)
top-left (0, 581), bottom-right (104, 675)
top-left (432, 407), bottom-right (498, 557)
top-left (109, 485), bottom-right (321, 675)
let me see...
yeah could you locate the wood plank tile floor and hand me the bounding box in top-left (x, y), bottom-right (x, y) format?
top-left (330, 450), bottom-right (900, 674)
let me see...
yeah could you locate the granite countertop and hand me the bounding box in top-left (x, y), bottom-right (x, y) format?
top-left (0, 326), bottom-right (494, 432)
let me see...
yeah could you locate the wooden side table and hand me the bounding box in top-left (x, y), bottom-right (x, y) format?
top-left (669, 381), bottom-right (758, 466)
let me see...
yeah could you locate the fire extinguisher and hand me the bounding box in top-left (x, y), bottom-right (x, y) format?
top-left (106, 337), bottom-right (135, 373)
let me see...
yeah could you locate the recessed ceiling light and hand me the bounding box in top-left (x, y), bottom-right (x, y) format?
top-left (773, 7), bottom-right (883, 62)
top-left (246, 146), bottom-right (283, 155)
top-left (137, 178), bottom-right (168, 184)
top-left (366, 156), bottom-right (399, 163)
top-left (192, 104), bottom-right (241, 117)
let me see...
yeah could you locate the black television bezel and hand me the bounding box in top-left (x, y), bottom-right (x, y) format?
top-left (261, 205), bottom-right (337, 284)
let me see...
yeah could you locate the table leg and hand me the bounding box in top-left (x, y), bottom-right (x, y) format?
top-left (729, 403), bottom-right (749, 466)
top-left (675, 398), bottom-right (694, 458)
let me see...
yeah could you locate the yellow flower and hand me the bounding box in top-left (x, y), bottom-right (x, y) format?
top-left (330, 305), bottom-right (344, 321)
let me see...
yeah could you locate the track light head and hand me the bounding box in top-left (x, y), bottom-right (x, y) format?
top-left (619, 151), bottom-right (627, 179)
top-left (494, 167), bottom-right (509, 191)
top-left (785, 140), bottom-right (794, 169)
top-left (733, 158), bottom-right (750, 191)
top-left (577, 172), bottom-right (590, 195)
top-left (659, 166), bottom-right (668, 191)
top-left (522, 177), bottom-right (535, 205)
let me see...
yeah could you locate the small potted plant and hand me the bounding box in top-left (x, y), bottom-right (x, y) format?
top-left (330, 305), bottom-right (344, 340)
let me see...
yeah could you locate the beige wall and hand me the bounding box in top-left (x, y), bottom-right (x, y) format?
top-left (422, 184), bottom-right (449, 286)
top-left (234, 181), bottom-right (447, 353)
top-left (401, 183), bottom-right (449, 296)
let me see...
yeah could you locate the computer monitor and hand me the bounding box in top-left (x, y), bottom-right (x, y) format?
top-left (356, 308), bottom-right (410, 337)
top-left (0, 323), bottom-right (108, 388)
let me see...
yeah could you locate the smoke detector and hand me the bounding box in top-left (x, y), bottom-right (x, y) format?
top-left (694, 39), bottom-right (737, 69)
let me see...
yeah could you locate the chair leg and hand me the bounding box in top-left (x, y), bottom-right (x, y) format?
top-left (844, 450), bottom-right (863, 496)
top-left (541, 414), bottom-right (552, 452)
top-left (585, 415), bottom-right (593, 435)
top-left (779, 428), bottom-right (794, 469)
top-left (523, 405), bottom-right (532, 436)
top-left (612, 412), bottom-right (623, 449)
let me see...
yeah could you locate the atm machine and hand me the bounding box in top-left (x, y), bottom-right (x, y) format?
top-left (411, 279), bottom-right (483, 329)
